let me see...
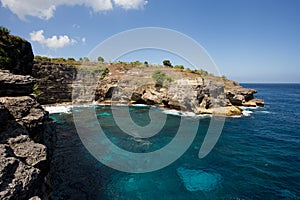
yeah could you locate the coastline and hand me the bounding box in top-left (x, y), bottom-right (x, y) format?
top-left (42, 101), bottom-right (259, 118)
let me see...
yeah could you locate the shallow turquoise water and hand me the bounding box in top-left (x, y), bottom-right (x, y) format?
top-left (50, 84), bottom-right (300, 199)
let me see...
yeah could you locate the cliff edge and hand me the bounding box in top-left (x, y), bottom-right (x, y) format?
top-left (0, 28), bottom-right (55, 200)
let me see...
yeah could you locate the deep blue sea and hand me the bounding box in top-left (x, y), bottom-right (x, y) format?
top-left (50, 84), bottom-right (300, 200)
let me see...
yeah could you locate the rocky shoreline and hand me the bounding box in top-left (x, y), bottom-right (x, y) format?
top-left (32, 60), bottom-right (264, 116)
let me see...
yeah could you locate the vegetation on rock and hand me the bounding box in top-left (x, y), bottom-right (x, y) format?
top-left (0, 26), bottom-right (34, 75)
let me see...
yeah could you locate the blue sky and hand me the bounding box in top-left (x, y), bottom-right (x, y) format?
top-left (1, 0), bottom-right (299, 83)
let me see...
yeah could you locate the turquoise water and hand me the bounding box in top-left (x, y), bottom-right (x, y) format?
top-left (50, 84), bottom-right (300, 199)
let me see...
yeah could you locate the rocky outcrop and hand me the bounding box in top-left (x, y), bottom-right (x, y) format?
top-left (32, 61), bottom-right (76, 104)
top-left (95, 67), bottom-right (263, 116)
top-left (32, 61), bottom-right (264, 116)
top-left (226, 86), bottom-right (257, 106)
top-left (0, 70), bottom-right (36, 96)
top-left (0, 34), bottom-right (34, 75)
top-left (0, 71), bottom-right (55, 199)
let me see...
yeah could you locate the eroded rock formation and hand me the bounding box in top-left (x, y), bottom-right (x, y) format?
top-left (0, 68), bottom-right (54, 200)
top-left (32, 61), bottom-right (264, 116)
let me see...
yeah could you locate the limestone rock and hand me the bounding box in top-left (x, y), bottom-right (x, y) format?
top-left (0, 156), bottom-right (41, 200)
top-left (0, 94), bottom-right (53, 199)
top-left (226, 106), bottom-right (243, 116)
top-left (0, 96), bottom-right (49, 141)
top-left (0, 70), bottom-right (36, 97)
top-left (32, 61), bottom-right (76, 104)
top-left (8, 135), bottom-right (47, 168)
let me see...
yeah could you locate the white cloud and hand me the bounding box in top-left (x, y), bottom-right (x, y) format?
top-left (113, 0), bottom-right (147, 10)
top-left (81, 37), bottom-right (86, 44)
top-left (0, 0), bottom-right (147, 20)
top-left (30, 30), bottom-right (77, 49)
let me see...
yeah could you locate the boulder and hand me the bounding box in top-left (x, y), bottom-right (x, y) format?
top-left (226, 106), bottom-right (243, 116)
top-left (228, 94), bottom-right (245, 106)
top-left (226, 87), bottom-right (257, 106)
top-left (0, 96), bottom-right (48, 141)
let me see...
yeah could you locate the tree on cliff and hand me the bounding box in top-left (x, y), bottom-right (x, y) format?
top-left (0, 26), bottom-right (10, 36)
top-left (97, 56), bottom-right (104, 63)
top-left (163, 60), bottom-right (172, 68)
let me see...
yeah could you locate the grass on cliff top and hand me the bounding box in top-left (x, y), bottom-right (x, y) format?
top-left (33, 56), bottom-right (236, 86)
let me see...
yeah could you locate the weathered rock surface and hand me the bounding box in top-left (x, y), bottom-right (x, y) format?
top-left (0, 32), bottom-right (55, 199)
top-left (0, 89), bottom-right (55, 199)
top-left (32, 61), bottom-right (264, 116)
top-left (32, 61), bottom-right (76, 104)
top-left (0, 70), bottom-right (36, 97)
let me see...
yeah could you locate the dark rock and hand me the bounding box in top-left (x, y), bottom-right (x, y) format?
top-left (0, 95), bottom-right (53, 199)
top-left (0, 35), bottom-right (34, 75)
top-left (8, 135), bottom-right (47, 168)
top-left (32, 61), bottom-right (76, 104)
top-left (0, 70), bottom-right (36, 97)
top-left (0, 96), bottom-right (49, 141)
top-left (0, 156), bottom-right (42, 199)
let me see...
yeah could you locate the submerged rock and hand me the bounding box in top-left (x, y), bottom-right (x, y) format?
top-left (177, 167), bottom-right (222, 192)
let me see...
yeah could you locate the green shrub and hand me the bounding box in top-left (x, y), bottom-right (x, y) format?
top-left (32, 84), bottom-right (44, 97)
top-left (152, 70), bottom-right (167, 85)
top-left (130, 60), bottom-right (143, 67)
top-left (185, 68), bottom-right (192, 73)
top-left (174, 65), bottom-right (184, 70)
top-left (0, 26), bottom-right (10, 36)
top-left (99, 67), bottom-right (109, 79)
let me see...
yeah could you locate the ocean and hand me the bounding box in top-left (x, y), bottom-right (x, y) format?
top-left (49, 84), bottom-right (300, 200)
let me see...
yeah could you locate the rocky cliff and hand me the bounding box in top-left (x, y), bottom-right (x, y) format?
top-left (0, 29), bottom-right (55, 199)
top-left (32, 61), bottom-right (264, 116)
top-left (0, 70), bottom-right (55, 200)
top-left (0, 28), bottom-right (34, 75)
top-left (32, 61), bottom-right (76, 104)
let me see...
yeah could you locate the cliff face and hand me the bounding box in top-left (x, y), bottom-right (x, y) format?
top-left (0, 70), bottom-right (55, 200)
top-left (32, 61), bottom-right (264, 115)
top-left (32, 61), bottom-right (76, 104)
top-left (0, 30), bottom-right (55, 199)
top-left (0, 33), bottom-right (34, 75)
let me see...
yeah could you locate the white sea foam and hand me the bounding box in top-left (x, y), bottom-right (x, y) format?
top-left (162, 109), bottom-right (182, 116)
top-left (133, 104), bottom-right (149, 107)
top-left (43, 105), bottom-right (72, 114)
top-left (230, 115), bottom-right (242, 118)
top-left (182, 111), bottom-right (197, 117)
top-left (257, 111), bottom-right (271, 114)
top-left (239, 106), bottom-right (260, 110)
top-left (196, 114), bottom-right (213, 119)
top-left (242, 110), bottom-right (253, 117)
